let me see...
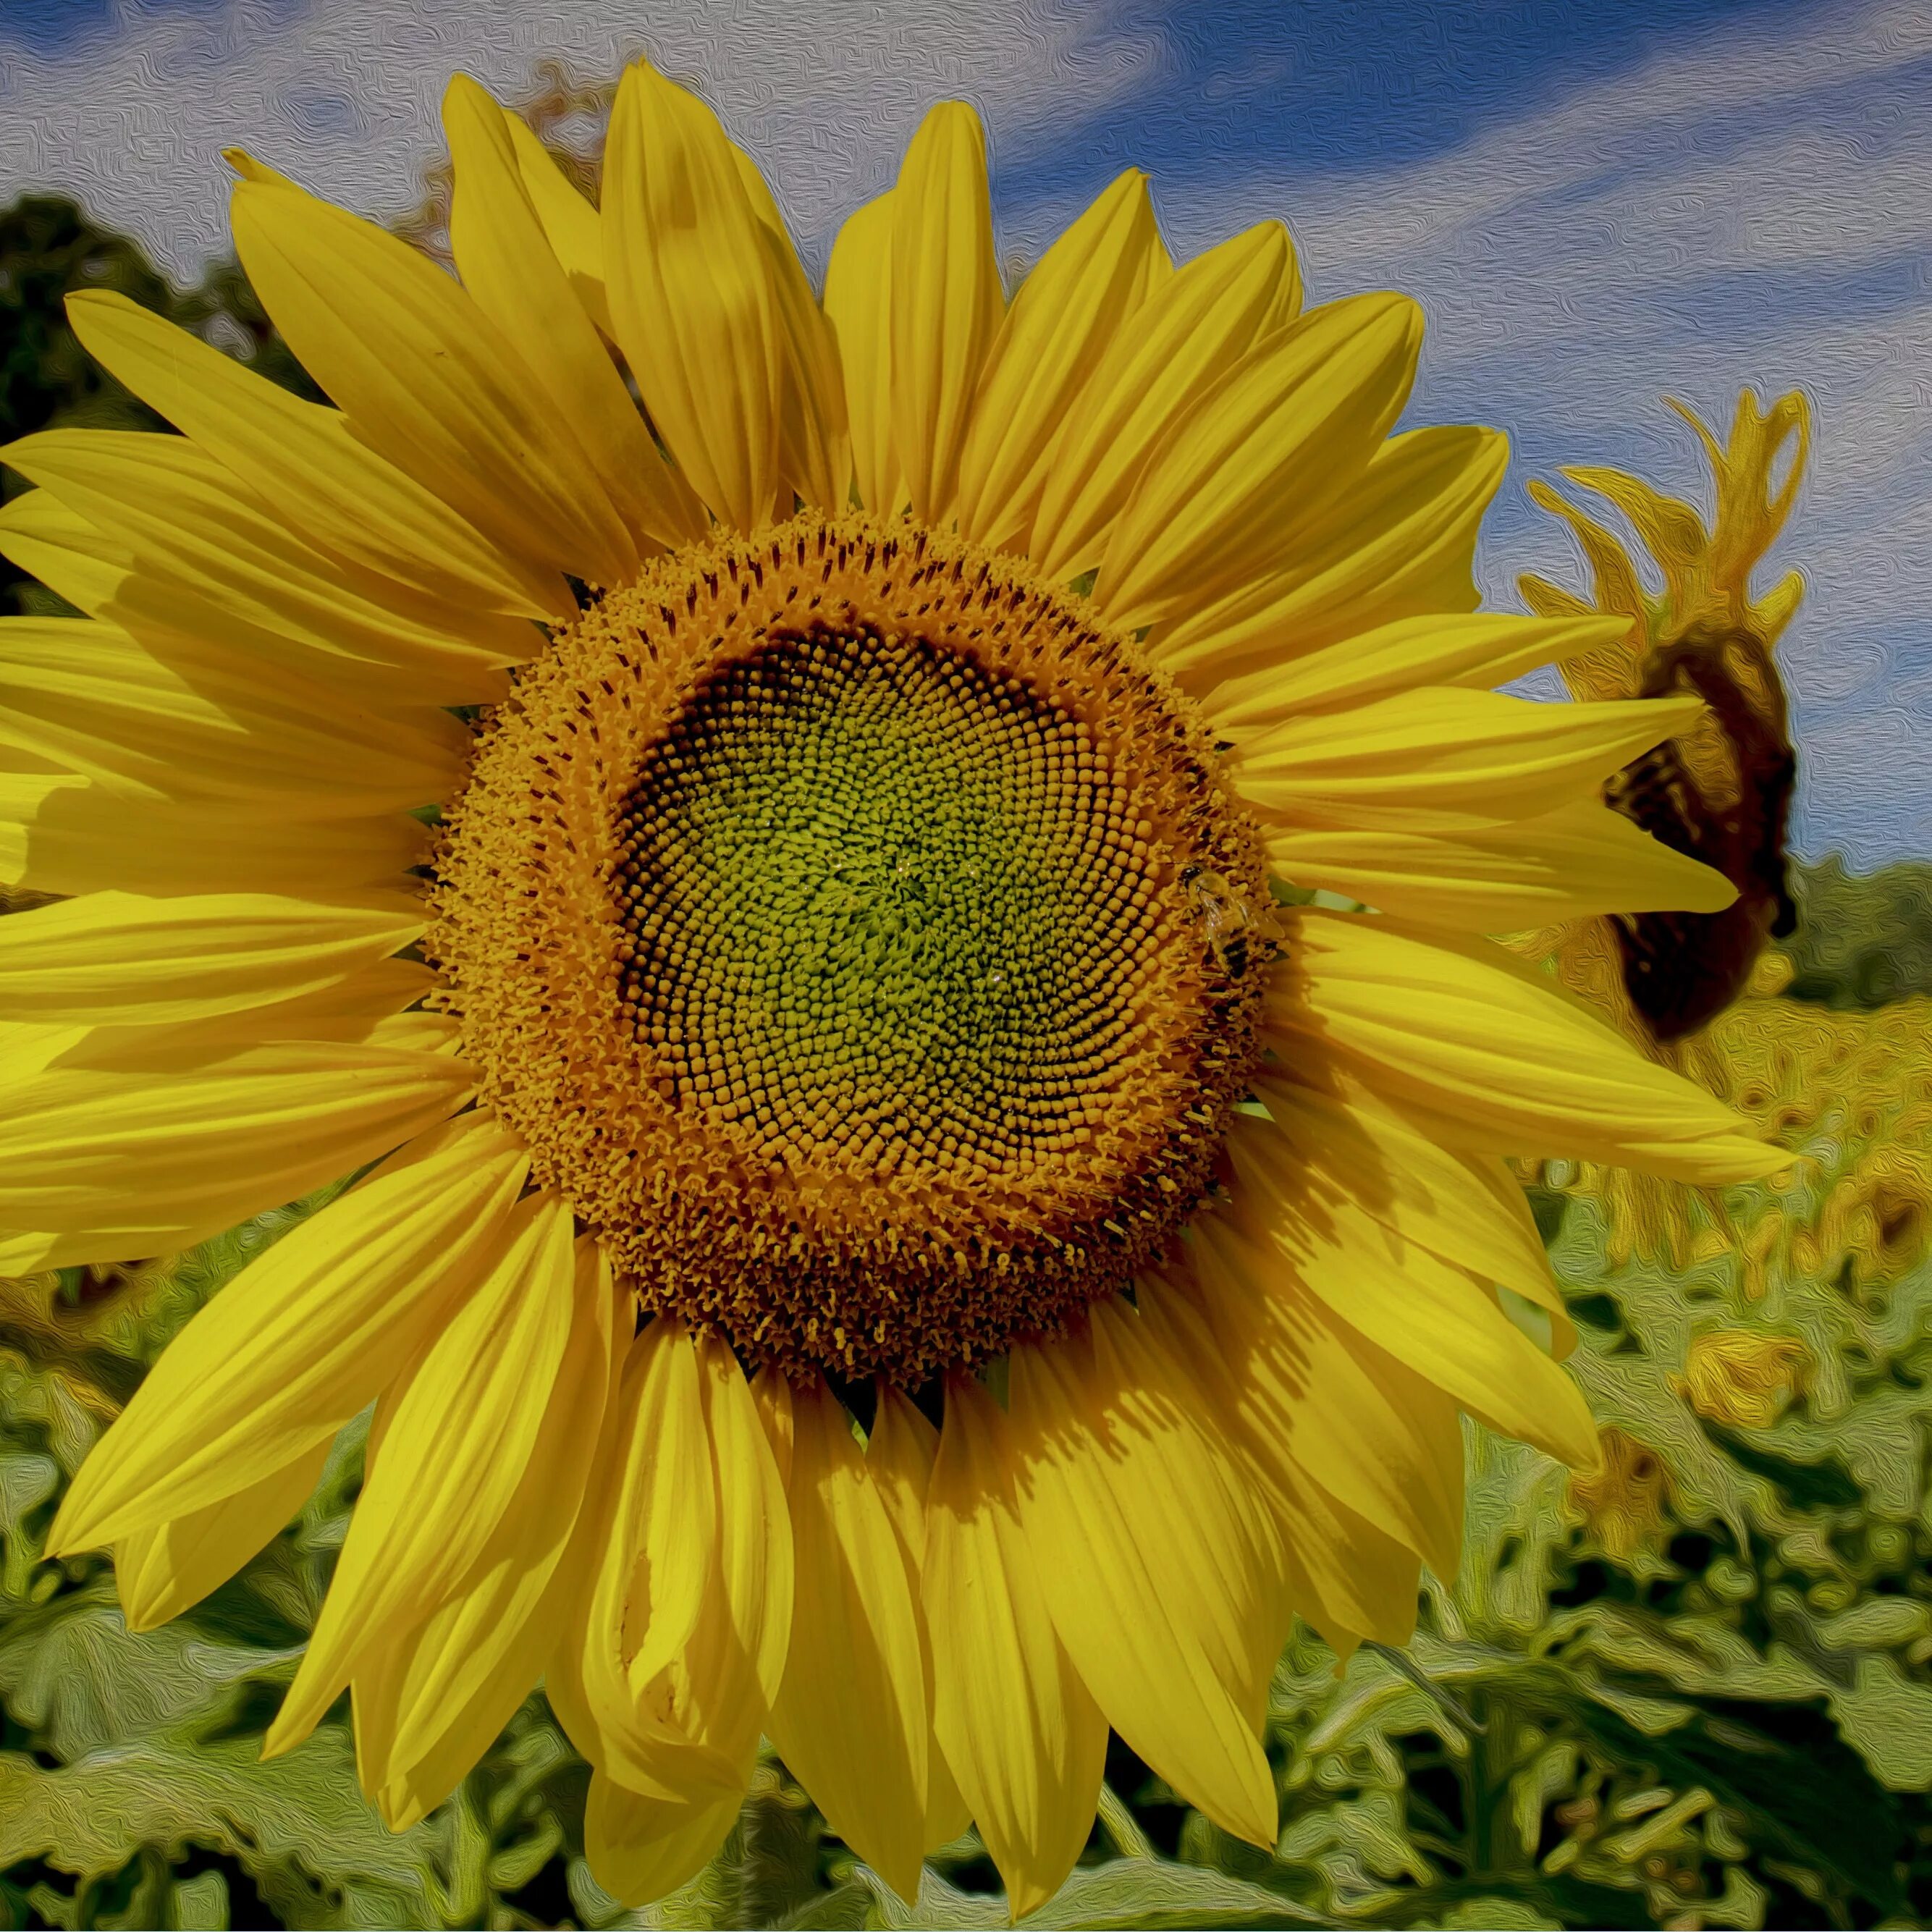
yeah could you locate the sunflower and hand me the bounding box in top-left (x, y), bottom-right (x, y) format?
top-left (0, 62), bottom-right (1784, 1916)
top-left (1509, 388), bottom-right (1810, 1277)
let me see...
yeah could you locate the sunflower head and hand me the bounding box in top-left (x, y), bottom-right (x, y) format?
top-left (1, 53), bottom-right (1787, 1921)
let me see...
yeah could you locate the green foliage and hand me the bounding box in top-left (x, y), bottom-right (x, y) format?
top-left (1779, 853), bottom-right (1932, 1009)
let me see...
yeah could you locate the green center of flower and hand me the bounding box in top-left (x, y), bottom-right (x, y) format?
top-left (615, 623), bottom-right (1151, 1175)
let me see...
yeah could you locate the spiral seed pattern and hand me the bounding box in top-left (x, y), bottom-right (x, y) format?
top-left (428, 512), bottom-right (1271, 1384)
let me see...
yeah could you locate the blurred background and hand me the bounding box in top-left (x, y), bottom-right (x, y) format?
top-left (1, 1), bottom-right (1928, 1927)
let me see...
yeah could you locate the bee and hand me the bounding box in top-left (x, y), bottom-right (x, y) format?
top-left (1604, 620), bottom-right (1797, 1042)
top-left (1180, 864), bottom-right (1253, 979)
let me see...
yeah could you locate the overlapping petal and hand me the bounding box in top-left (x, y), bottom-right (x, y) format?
top-left (604, 59), bottom-right (785, 531)
top-left (46, 1112), bottom-right (528, 1552)
top-left (1268, 908), bottom-right (1790, 1181)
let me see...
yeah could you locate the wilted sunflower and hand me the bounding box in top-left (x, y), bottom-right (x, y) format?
top-left (1513, 388), bottom-right (1810, 1275)
top-left (1, 63), bottom-right (1784, 1916)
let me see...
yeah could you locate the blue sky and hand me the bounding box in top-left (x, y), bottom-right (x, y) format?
top-left (3, 0), bottom-right (1926, 867)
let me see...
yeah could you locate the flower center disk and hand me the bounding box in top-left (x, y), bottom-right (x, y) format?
top-left (429, 512), bottom-right (1269, 1384)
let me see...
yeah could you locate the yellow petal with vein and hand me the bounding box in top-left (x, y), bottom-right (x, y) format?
top-left (889, 102), bottom-right (1004, 526)
top-left (115, 1438), bottom-right (330, 1633)
top-left (1268, 908), bottom-right (1788, 1181)
top-left (585, 1773), bottom-right (743, 1910)
top-left (0, 614), bottom-right (468, 817)
top-left (1029, 220), bottom-right (1295, 584)
top-left (866, 1385), bottom-right (974, 1852)
top-left (501, 111), bottom-right (613, 334)
top-left (0, 771), bottom-right (425, 902)
top-left (927, 1373), bottom-right (1104, 1916)
top-left (1134, 1273), bottom-right (1423, 1647)
top-left (1206, 613), bottom-right (1629, 737)
top-left (1264, 796), bottom-right (1739, 930)
top-left (604, 60), bottom-right (784, 532)
top-left (47, 1113), bottom-right (527, 1553)
top-left (1094, 292), bottom-right (1420, 630)
top-left (358, 1239), bottom-right (618, 1815)
top-left (0, 1032), bottom-right (473, 1257)
top-left (231, 175), bottom-right (635, 587)
top-left (62, 290), bottom-right (560, 619)
top-left (0, 890), bottom-right (419, 1026)
top-left (267, 1191), bottom-right (578, 1756)
top-left (1252, 1074), bottom-right (1555, 1306)
top-left (696, 1328), bottom-right (794, 1719)
top-left (1233, 688), bottom-right (1706, 828)
top-left (1152, 423), bottom-right (1504, 691)
top-left (0, 431), bottom-right (530, 707)
top-left (957, 169), bottom-right (1164, 552)
top-left (767, 1376), bottom-right (929, 1904)
top-left (0, 489), bottom-right (127, 613)
top-left (1186, 1216), bottom-right (1467, 1580)
top-left (824, 192), bottom-right (902, 515)
top-left (1227, 1112), bottom-right (1598, 1468)
top-left (443, 75), bottom-right (707, 554)
top-left (1008, 1307), bottom-right (1279, 1848)
top-left (734, 147), bottom-right (851, 513)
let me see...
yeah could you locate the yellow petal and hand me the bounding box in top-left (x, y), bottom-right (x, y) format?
top-left (1226, 1111), bottom-right (1599, 1468)
top-left (61, 291), bottom-right (562, 620)
top-left (1251, 1074), bottom-right (1556, 1308)
top-left (1185, 1216), bottom-right (1467, 1581)
top-left (823, 191), bottom-right (902, 515)
top-left (584, 1773), bottom-right (743, 1910)
top-left (442, 75), bottom-right (708, 555)
top-left (1263, 796), bottom-right (1740, 930)
top-left (0, 890), bottom-right (420, 1026)
top-left (1, 430), bottom-right (530, 708)
top-left (46, 1113), bottom-right (528, 1553)
top-left (0, 1030), bottom-right (473, 1260)
top-left (603, 59), bottom-right (784, 532)
top-left (1029, 221), bottom-right (1296, 583)
top-left (1233, 688), bottom-right (1708, 828)
top-left (734, 146), bottom-right (852, 512)
top-left (695, 1328), bottom-right (794, 1721)
top-left (1134, 1273), bottom-right (1422, 1647)
top-left (767, 1375), bottom-right (929, 1904)
top-left (266, 1191), bottom-right (579, 1756)
top-left (1095, 293), bottom-right (1422, 631)
top-left (501, 111), bottom-right (614, 335)
top-left (956, 170), bottom-right (1164, 552)
top-left (114, 1438), bottom-right (331, 1633)
top-left (1205, 613), bottom-right (1630, 738)
top-left (1008, 1307), bottom-right (1279, 1849)
top-left (1526, 478), bottom-right (1646, 625)
top-left (230, 174), bottom-right (636, 589)
top-left (887, 103), bottom-right (1004, 527)
top-left (0, 615), bottom-right (468, 817)
top-left (366, 1238), bottom-right (620, 1806)
top-left (1151, 423), bottom-right (1505, 692)
top-left (573, 1320), bottom-right (720, 1781)
top-left (1268, 908), bottom-right (1789, 1181)
top-left (866, 1385), bottom-right (975, 1852)
top-left (0, 489), bottom-right (128, 614)
top-left (0, 772), bottom-right (426, 901)
top-left (926, 1373), bottom-right (1105, 1916)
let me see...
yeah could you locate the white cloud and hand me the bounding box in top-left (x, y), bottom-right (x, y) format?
top-left (0, 0), bottom-right (1165, 276)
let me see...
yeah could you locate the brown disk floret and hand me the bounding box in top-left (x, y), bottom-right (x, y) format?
top-left (427, 511), bottom-right (1271, 1385)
